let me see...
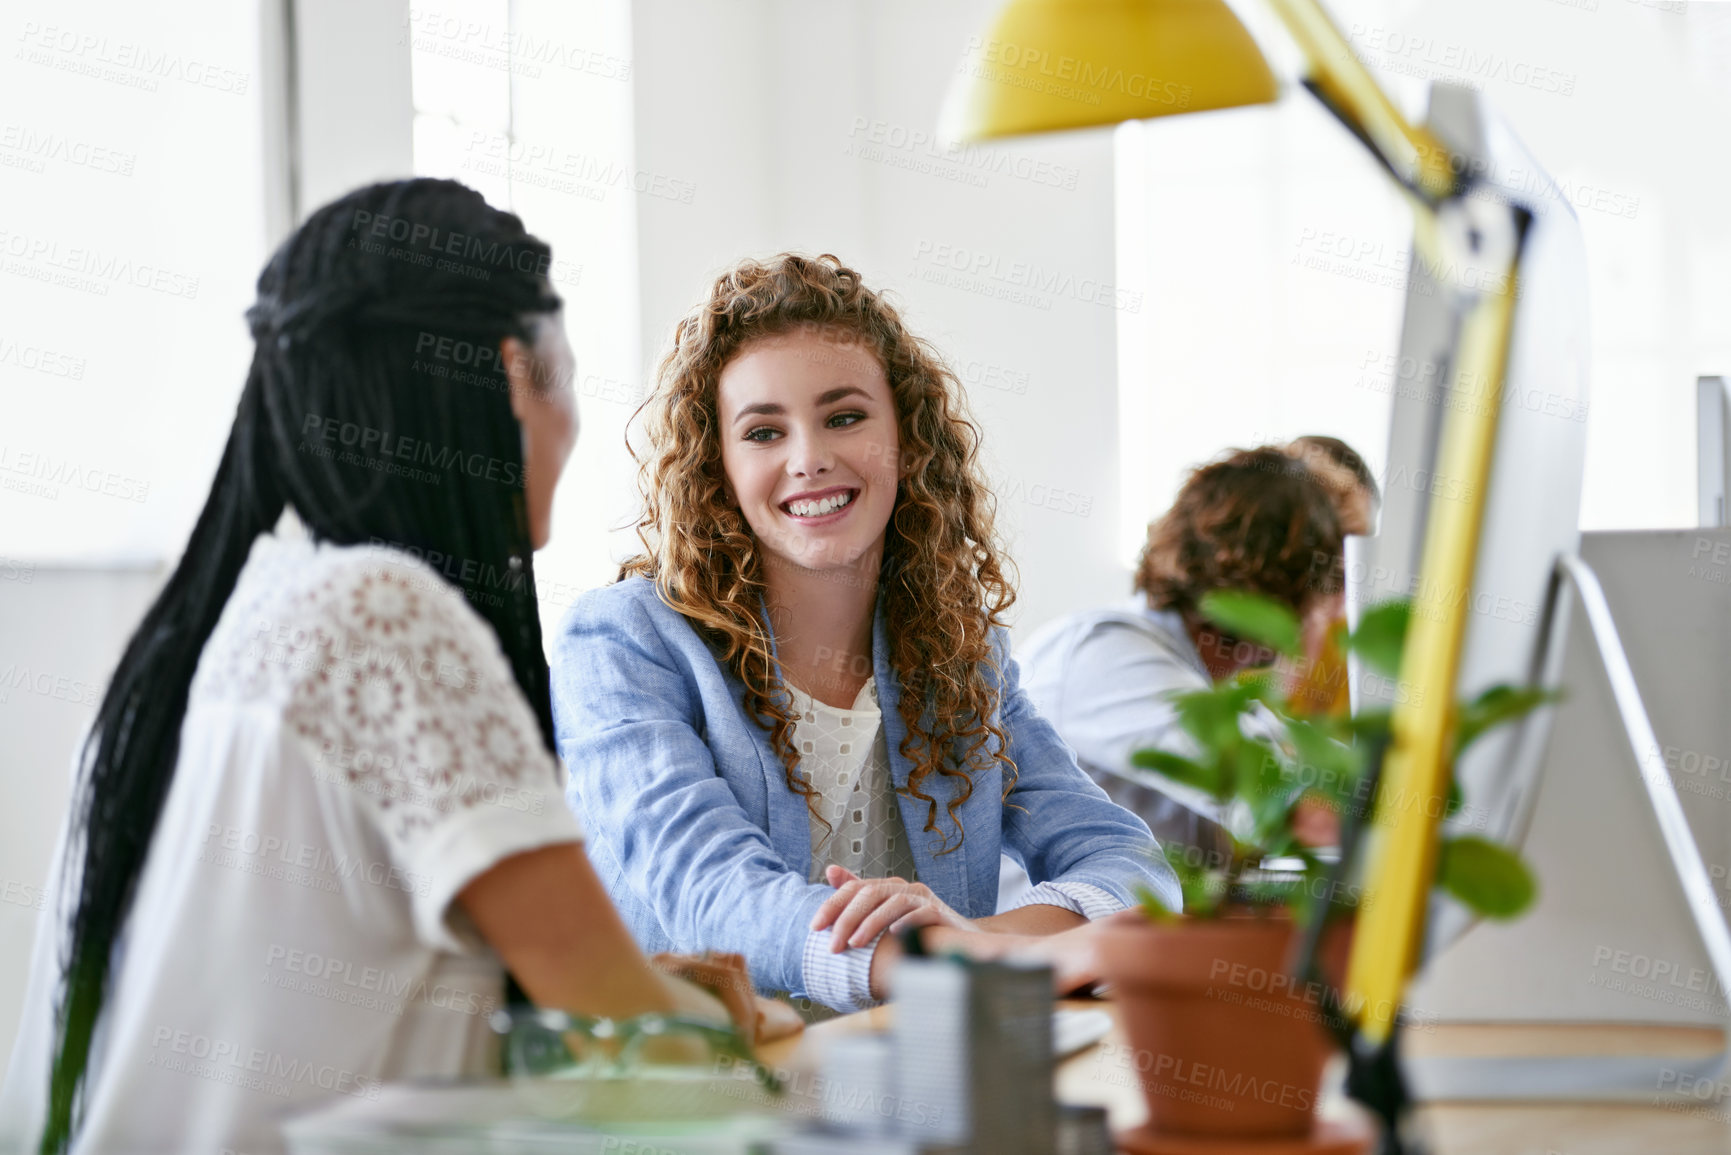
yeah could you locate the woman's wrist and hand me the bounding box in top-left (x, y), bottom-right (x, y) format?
top-left (916, 925), bottom-right (1036, 962)
top-left (864, 925), bottom-right (1086, 1002)
top-left (661, 973), bottom-right (730, 1026)
top-left (649, 952), bottom-right (755, 1035)
top-left (866, 933), bottom-right (903, 1001)
top-left (975, 905), bottom-right (1088, 935)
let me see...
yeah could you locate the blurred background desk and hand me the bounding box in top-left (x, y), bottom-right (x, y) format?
top-left (757, 1000), bottom-right (1731, 1154)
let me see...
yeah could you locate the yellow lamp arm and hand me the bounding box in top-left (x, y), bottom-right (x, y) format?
top-left (1342, 247), bottom-right (1524, 1042)
top-left (1263, 0), bottom-right (1457, 201)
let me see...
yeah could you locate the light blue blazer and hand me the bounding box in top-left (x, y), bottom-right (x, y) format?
top-left (550, 575), bottom-right (1180, 998)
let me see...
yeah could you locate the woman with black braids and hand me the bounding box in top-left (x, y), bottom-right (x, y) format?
top-left (0, 180), bottom-right (759, 1155)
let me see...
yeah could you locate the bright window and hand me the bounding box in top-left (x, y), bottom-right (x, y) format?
top-left (407, 0), bottom-right (643, 639)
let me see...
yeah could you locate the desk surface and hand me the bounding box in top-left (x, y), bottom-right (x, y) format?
top-left (757, 1003), bottom-right (1731, 1154)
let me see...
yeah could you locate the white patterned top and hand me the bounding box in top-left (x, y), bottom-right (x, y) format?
top-left (0, 509), bottom-right (584, 1155)
top-left (788, 679), bottom-right (918, 886)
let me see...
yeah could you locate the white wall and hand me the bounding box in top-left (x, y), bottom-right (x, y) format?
top-left (0, 0), bottom-right (416, 1071)
top-left (294, 0), bottom-right (415, 218)
top-left (1, 0), bottom-right (268, 565)
top-left (0, 0), bottom-right (276, 1067)
top-left (1117, 0), bottom-right (1731, 552)
top-left (502, 0), bottom-right (645, 625)
top-left (0, 571), bottom-right (164, 1067)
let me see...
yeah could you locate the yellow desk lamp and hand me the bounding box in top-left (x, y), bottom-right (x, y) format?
top-left (942, 0), bottom-right (1529, 1149)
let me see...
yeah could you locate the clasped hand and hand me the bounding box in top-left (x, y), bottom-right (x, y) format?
top-left (810, 864), bottom-right (978, 952)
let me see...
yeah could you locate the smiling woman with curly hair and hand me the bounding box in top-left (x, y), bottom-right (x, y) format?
top-left (550, 253), bottom-right (1176, 1016)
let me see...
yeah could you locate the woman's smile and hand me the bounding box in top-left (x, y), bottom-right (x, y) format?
top-left (781, 485), bottom-right (859, 523)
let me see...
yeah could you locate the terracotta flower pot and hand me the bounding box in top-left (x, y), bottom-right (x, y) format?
top-left (1095, 912), bottom-right (1349, 1141)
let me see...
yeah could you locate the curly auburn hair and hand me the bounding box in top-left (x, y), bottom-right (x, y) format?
top-left (1288, 435), bottom-right (1378, 507)
top-left (1134, 446), bottom-right (1344, 619)
top-left (621, 253), bottom-right (1018, 854)
top-left (1285, 435), bottom-right (1378, 535)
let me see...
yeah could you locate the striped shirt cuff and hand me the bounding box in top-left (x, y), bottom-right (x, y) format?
top-left (1006, 880), bottom-right (1126, 921)
top-left (799, 926), bottom-right (883, 1013)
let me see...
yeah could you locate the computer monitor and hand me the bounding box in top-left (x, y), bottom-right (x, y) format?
top-left (1345, 85), bottom-right (1731, 1104)
top-left (1345, 81), bottom-right (1591, 958)
top-left (1700, 376), bottom-right (1730, 528)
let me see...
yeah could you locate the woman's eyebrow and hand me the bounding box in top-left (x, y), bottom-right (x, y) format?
top-left (815, 385), bottom-right (869, 406)
top-left (731, 385), bottom-right (871, 425)
top-left (732, 400), bottom-right (784, 424)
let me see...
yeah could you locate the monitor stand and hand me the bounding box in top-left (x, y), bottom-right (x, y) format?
top-left (1406, 553), bottom-right (1731, 1101)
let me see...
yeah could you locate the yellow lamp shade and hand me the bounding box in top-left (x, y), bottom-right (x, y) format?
top-left (940, 0), bottom-right (1279, 143)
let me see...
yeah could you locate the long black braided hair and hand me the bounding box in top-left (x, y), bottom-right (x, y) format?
top-left (41, 179), bottom-right (564, 1154)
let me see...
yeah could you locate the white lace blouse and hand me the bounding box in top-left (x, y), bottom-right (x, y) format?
top-left (789, 680), bottom-right (918, 886)
top-left (0, 511), bottom-right (584, 1155)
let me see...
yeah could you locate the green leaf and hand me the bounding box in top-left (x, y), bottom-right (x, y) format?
top-left (1237, 877), bottom-right (1305, 911)
top-left (1229, 667), bottom-right (1280, 707)
top-left (1234, 741), bottom-right (1284, 804)
top-left (1198, 590), bottom-right (1303, 658)
top-left (1348, 600), bottom-right (1411, 678)
top-left (1436, 835), bottom-right (1537, 920)
top-left (1240, 744), bottom-right (1294, 849)
top-left (1135, 882), bottom-right (1180, 923)
top-left (1130, 747), bottom-right (1225, 800)
top-left (1281, 717), bottom-right (1363, 798)
top-left (1347, 708), bottom-right (1395, 740)
top-left (1158, 843), bottom-right (1229, 917)
top-left (1182, 877), bottom-right (1226, 917)
top-left (1169, 687), bottom-right (1247, 760)
top-left (1454, 684), bottom-right (1558, 757)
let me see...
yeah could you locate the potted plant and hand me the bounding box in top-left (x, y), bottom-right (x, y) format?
top-left (1094, 592), bottom-right (1548, 1147)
